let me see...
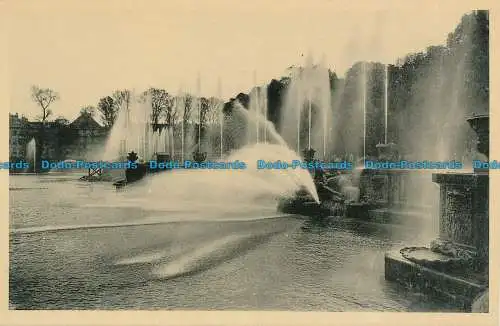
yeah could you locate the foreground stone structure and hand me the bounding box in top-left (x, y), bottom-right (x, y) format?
top-left (346, 143), bottom-right (425, 223)
top-left (384, 113), bottom-right (489, 311)
top-left (375, 142), bottom-right (399, 161)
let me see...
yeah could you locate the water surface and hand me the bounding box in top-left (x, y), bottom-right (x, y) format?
top-left (9, 174), bottom-right (459, 311)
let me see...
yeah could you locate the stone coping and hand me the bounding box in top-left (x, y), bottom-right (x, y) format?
top-left (432, 173), bottom-right (489, 186)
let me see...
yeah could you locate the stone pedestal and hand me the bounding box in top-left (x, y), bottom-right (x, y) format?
top-left (432, 173), bottom-right (489, 272)
top-left (123, 151), bottom-right (148, 184)
top-left (375, 142), bottom-right (399, 161)
top-left (155, 152), bottom-right (171, 163)
top-left (193, 150), bottom-right (207, 163)
top-left (358, 169), bottom-right (408, 208)
top-left (358, 143), bottom-right (402, 206)
top-left (384, 114), bottom-right (489, 311)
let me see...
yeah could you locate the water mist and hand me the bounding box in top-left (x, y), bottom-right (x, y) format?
top-left (280, 54), bottom-right (332, 160)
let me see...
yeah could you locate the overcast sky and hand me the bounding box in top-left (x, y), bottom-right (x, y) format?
top-left (7, 0), bottom-right (480, 121)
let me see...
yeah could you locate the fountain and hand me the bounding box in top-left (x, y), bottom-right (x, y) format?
top-left (101, 89), bottom-right (192, 186)
top-left (192, 74), bottom-right (207, 163)
top-left (247, 72), bottom-right (270, 146)
top-left (278, 126), bottom-right (346, 217)
top-left (275, 55), bottom-right (346, 217)
top-left (218, 78), bottom-right (224, 157)
top-left (105, 141), bottom-right (319, 215)
top-left (175, 92), bottom-right (186, 161)
top-left (103, 91), bottom-right (158, 162)
top-left (384, 113), bottom-right (489, 311)
top-left (252, 71), bottom-right (260, 144)
top-left (112, 150), bottom-right (149, 188)
top-left (362, 62), bottom-right (367, 160)
top-left (345, 64), bottom-right (408, 219)
top-left (304, 86), bottom-right (315, 164)
top-left (100, 88), bottom-right (199, 185)
top-left (261, 83), bottom-right (268, 143)
top-left (384, 64), bottom-right (389, 144)
top-left (108, 96), bottom-right (321, 201)
top-left (280, 54), bottom-right (332, 161)
top-left (25, 138), bottom-right (37, 173)
top-left (374, 64), bottom-right (399, 161)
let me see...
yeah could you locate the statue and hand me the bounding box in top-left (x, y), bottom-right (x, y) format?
top-left (127, 151), bottom-right (139, 163)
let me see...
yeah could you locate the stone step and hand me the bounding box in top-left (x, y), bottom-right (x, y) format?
top-left (385, 249), bottom-right (487, 312)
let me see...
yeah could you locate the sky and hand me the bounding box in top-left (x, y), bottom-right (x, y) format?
top-left (7, 0), bottom-right (482, 121)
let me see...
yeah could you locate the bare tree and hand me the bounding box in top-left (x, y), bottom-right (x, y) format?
top-left (170, 96), bottom-right (181, 125)
top-left (169, 95), bottom-right (184, 124)
top-left (183, 93), bottom-right (194, 122)
top-left (31, 86), bottom-right (59, 123)
top-left (141, 88), bottom-right (174, 126)
top-left (97, 96), bottom-right (117, 128)
top-left (30, 86), bottom-right (59, 171)
top-left (112, 89), bottom-right (132, 113)
top-left (111, 90), bottom-right (132, 130)
top-left (199, 97), bottom-right (211, 127)
top-left (165, 95), bottom-right (177, 127)
top-left (205, 97), bottom-right (224, 125)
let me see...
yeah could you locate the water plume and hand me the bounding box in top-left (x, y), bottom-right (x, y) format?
top-left (280, 54), bottom-right (332, 159)
top-left (105, 142), bottom-right (318, 214)
top-left (25, 138), bottom-right (36, 173)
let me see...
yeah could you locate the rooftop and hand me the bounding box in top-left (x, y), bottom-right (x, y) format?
top-left (9, 112), bottom-right (105, 130)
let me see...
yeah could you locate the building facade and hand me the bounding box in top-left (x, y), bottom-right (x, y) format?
top-left (9, 113), bottom-right (30, 160)
top-left (66, 113), bottom-right (108, 160)
top-left (9, 112), bottom-right (109, 168)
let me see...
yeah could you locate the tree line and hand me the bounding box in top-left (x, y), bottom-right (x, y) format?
top-left (30, 87), bottom-right (224, 131)
top-left (27, 10), bottom-right (488, 159)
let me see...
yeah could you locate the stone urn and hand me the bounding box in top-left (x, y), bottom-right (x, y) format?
top-left (127, 151), bottom-right (139, 163)
top-left (125, 150), bottom-right (147, 183)
top-left (193, 150), bottom-right (207, 163)
top-left (467, 113), bottom-right (489, 160)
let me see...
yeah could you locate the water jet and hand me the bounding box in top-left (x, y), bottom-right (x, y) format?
top-left (25, 138), bottom-right (37, 173)
top-left (281, 55), bottom-right (332, 161)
